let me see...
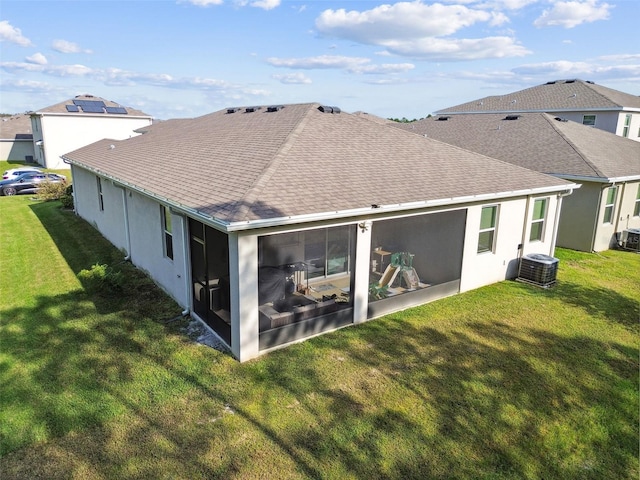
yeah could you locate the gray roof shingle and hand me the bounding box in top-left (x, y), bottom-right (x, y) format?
top-left (35, 94), bottom-right (151, 117)
top-left (393, 113), bottom-right (640, 181)
top-left (0, 114), bottom-right (32, 140)
top-left (63, 103), bottom-right (572, 225)
top-left (437, 79), bottom-right (640, 114)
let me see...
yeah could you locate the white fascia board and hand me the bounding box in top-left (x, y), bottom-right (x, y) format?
top-left (436, 107), bottom-right (625, 115)
top-left (558, 174), bottom-right (640, 184)
top-left (224, 183), bottom-right (580, 232)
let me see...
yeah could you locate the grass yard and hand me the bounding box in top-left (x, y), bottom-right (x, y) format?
top-left (0, 189), bottom-right (638, 479)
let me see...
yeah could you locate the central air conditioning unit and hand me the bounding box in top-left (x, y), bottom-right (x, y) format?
top-left (517, 253), bottom-right (559, 288)
top-left (621, 228), bottom-right (640, 252)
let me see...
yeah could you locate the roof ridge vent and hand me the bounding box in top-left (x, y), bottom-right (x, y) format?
top-left (267, 105), bottom-right (284, 112)
top-left (318, 105), bottom-right (340, 114)
top-left (504, 115), bottom-right (520, 120)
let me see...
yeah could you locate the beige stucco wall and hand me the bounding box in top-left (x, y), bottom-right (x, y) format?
top-left (0, 140), bottom-right (35, 161)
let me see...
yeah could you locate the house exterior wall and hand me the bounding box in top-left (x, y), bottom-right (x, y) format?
top-left (33, 114), bottom-right (152, 169)
top-left (556, 182), bottom-right (600, 252)
top-left (71, 164), bottom-right (568, 361)
top-left (619, 181), bottom-right (640, 232)
top-left (459, 195), bottom-right (560, 292)
top-left (616, 112), bottom-right (640, 142)
top-left (556, 111), bottom-right (619, 135)
top-left (72, 167), bottom-right (189, 306)
top-left (0, 140), bottom-right (35, 161)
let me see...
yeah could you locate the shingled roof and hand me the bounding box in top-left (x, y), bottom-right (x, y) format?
top-left (0, 114), bottom-right (32, 140)
top-left (62, 103), bottom-right (573, 228)
top-left (34, 94), bottom-right (150, 117)
top-left (393, 113), bottom-right (640, 181)
top-left (436, 79), bottom-right (640, 114)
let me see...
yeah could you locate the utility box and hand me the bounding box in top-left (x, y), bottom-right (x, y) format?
top-left (621, 228), bottom-right (640, 252)
top-left (517, 253), bottom-right (559, 288)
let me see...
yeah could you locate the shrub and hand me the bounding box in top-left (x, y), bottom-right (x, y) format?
top-left (78, 263), bottom-right (124, 293)
top-left (60, 184), bottom-right (74, 209)
top-left (36, 181), bottom-right (67, 201)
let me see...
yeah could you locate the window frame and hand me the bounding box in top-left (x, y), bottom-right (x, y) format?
top-left (602, 186), bottom-right (617, 224)
top-left (529, 197), bottom-right (548, 242)
top-left (96, 177), bottom-right (104, 212)
top-left (477, 205), bottom-right (498, 254)
top-left (622, 114), bottom-right (631, 138)
top-left (582, 114), bottom-right (596, 126)
top-left (161, 205), bottom-right (174, 260)
top-left (634, 185), bottom-right (640, 217)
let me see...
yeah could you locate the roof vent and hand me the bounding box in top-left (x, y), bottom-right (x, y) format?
top-left (586, 80), bottom-right (594, 84)
top-left (226, 108), bottom-right (240, 114)
top-left (565, 79), bottom-right (576, 83)
top-left (545, 81), bottom-right (557, 85)
top-left (245, 107), bottom-right (261, 113)
top-left (437, 116), bottom-right (451, 121)
top-left (318, 105), bottom-right (340, 114)
top-left (504, 115), bottom-right (520, 120)
top-left (267, 105), bottom-right (284, 112)
top-left (554, 117), bottom-right (568, 122)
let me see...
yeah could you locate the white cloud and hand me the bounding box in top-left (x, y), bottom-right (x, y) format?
top-left (266, 55), bottom-right (415, 74)
top-left (512, 59), bottom-right (640, 80)
top-left (316, 2), bottom-right (494, 42)
top-left (272, 72), bottom-right (312, 84)
top-left (184, 0), bottom-right (224, 6)
top-left (0, 20), bottom-right (33, 47)
top-left (315, 1), bottom-right (529, 61)
top-left (249, 0), bottom-right (280, 10)
top-left (26, 53), bottom-right (48, 65)
top-left (384, 36), bottom-right (530, 60)
top-left (534, 0), bottom-right (612, 28)
top-left (52, 39), bottom-right (93, 54)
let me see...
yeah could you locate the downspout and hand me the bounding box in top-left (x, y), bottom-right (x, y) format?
top-left (519, 196), bottom-right (532, 257)
top-left (121, 187), bottom-right (132, 261)
top-left (550, 190), bottom-right (573, 253)
top-left (179, 214), bottom-right (191, 316)
top-left (613, 182), bottom-right (627, 246)
top-left (590, 185), bottom-right (608, 252)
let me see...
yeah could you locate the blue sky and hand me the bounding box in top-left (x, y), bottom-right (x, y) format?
top-left (1, 0), bottom-right (638, 120)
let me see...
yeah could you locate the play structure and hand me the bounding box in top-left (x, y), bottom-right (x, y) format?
top-left (370, 251), bottom-right (420, 299)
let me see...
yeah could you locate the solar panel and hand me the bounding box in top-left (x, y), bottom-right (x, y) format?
top-left (73, 99), bottom-right (106, 107)
top-left (81, 105), bottom-right (105, 113)
top-left (105, 106), bottom-right (128, 114)
top-left (66, 105), bottom-right (80, 112)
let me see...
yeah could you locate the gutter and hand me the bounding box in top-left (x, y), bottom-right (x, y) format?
top-left (558, 174), bottom-right (640, 184)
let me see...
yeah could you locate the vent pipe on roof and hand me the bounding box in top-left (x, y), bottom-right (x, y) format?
top-left (318, 105), bottom-right (341, 114)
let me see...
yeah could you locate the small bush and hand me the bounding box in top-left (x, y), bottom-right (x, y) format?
top-left (36, 181), bottom-right (67, 201)
top-left (78, 263), bottom-right (124, 293)
top-left (60, 184), bottom-right (74, 209)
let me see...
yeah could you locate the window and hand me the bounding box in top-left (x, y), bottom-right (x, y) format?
top-left (582, 115), bottom-right (596, 126)
top-left (161, 205), bottom-right (173, 260)
top-left (634, 185), bottom-right (640, 217)
top-left (529, 198), bottom-right (548, 242)
top-left (478, 206), bottom-right (498, 253)
top-left (603, 187), bottom-right (617, 224)
top-left (623, 114), bottom-right (631, 138)
top-left (96, 177), bottom-right (104, 211)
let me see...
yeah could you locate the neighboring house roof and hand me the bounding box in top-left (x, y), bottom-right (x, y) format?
top-left (0, 114), bottom-right (33, 140)
top-left (32, 94), bottom-right (151, 117)
top-left (62, 103), bottom-right (573, 228)
top-left (436, 79), bottom-right (640, 114)
top-left (393, 113), bottom-right (640, 182)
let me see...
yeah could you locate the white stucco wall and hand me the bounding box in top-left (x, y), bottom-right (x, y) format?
top-left (616, 112), bottom-right (640, 142)
top-left (72, 166), bottom-right (188, 307)
top-left (459, 195), bottom-right (560, 292)
top-left (619, 182), bottom-right (640, 232)
top-left (34, 114), bottom-right (152, 169)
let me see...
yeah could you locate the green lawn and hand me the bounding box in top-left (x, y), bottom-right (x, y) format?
top-left (0, 190), bottom-right (638, 479)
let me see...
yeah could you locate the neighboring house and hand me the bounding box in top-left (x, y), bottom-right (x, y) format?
top-left (394, 113), bottom-right (640, 252)
top-left (62, 103), bottom-right (577, 362)
top-left (0, 114), bottom-right (34, 162)
top-left (29, 94), bottom-right (153, 169)
top-left (435, 79), bottom-right (640, 142)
